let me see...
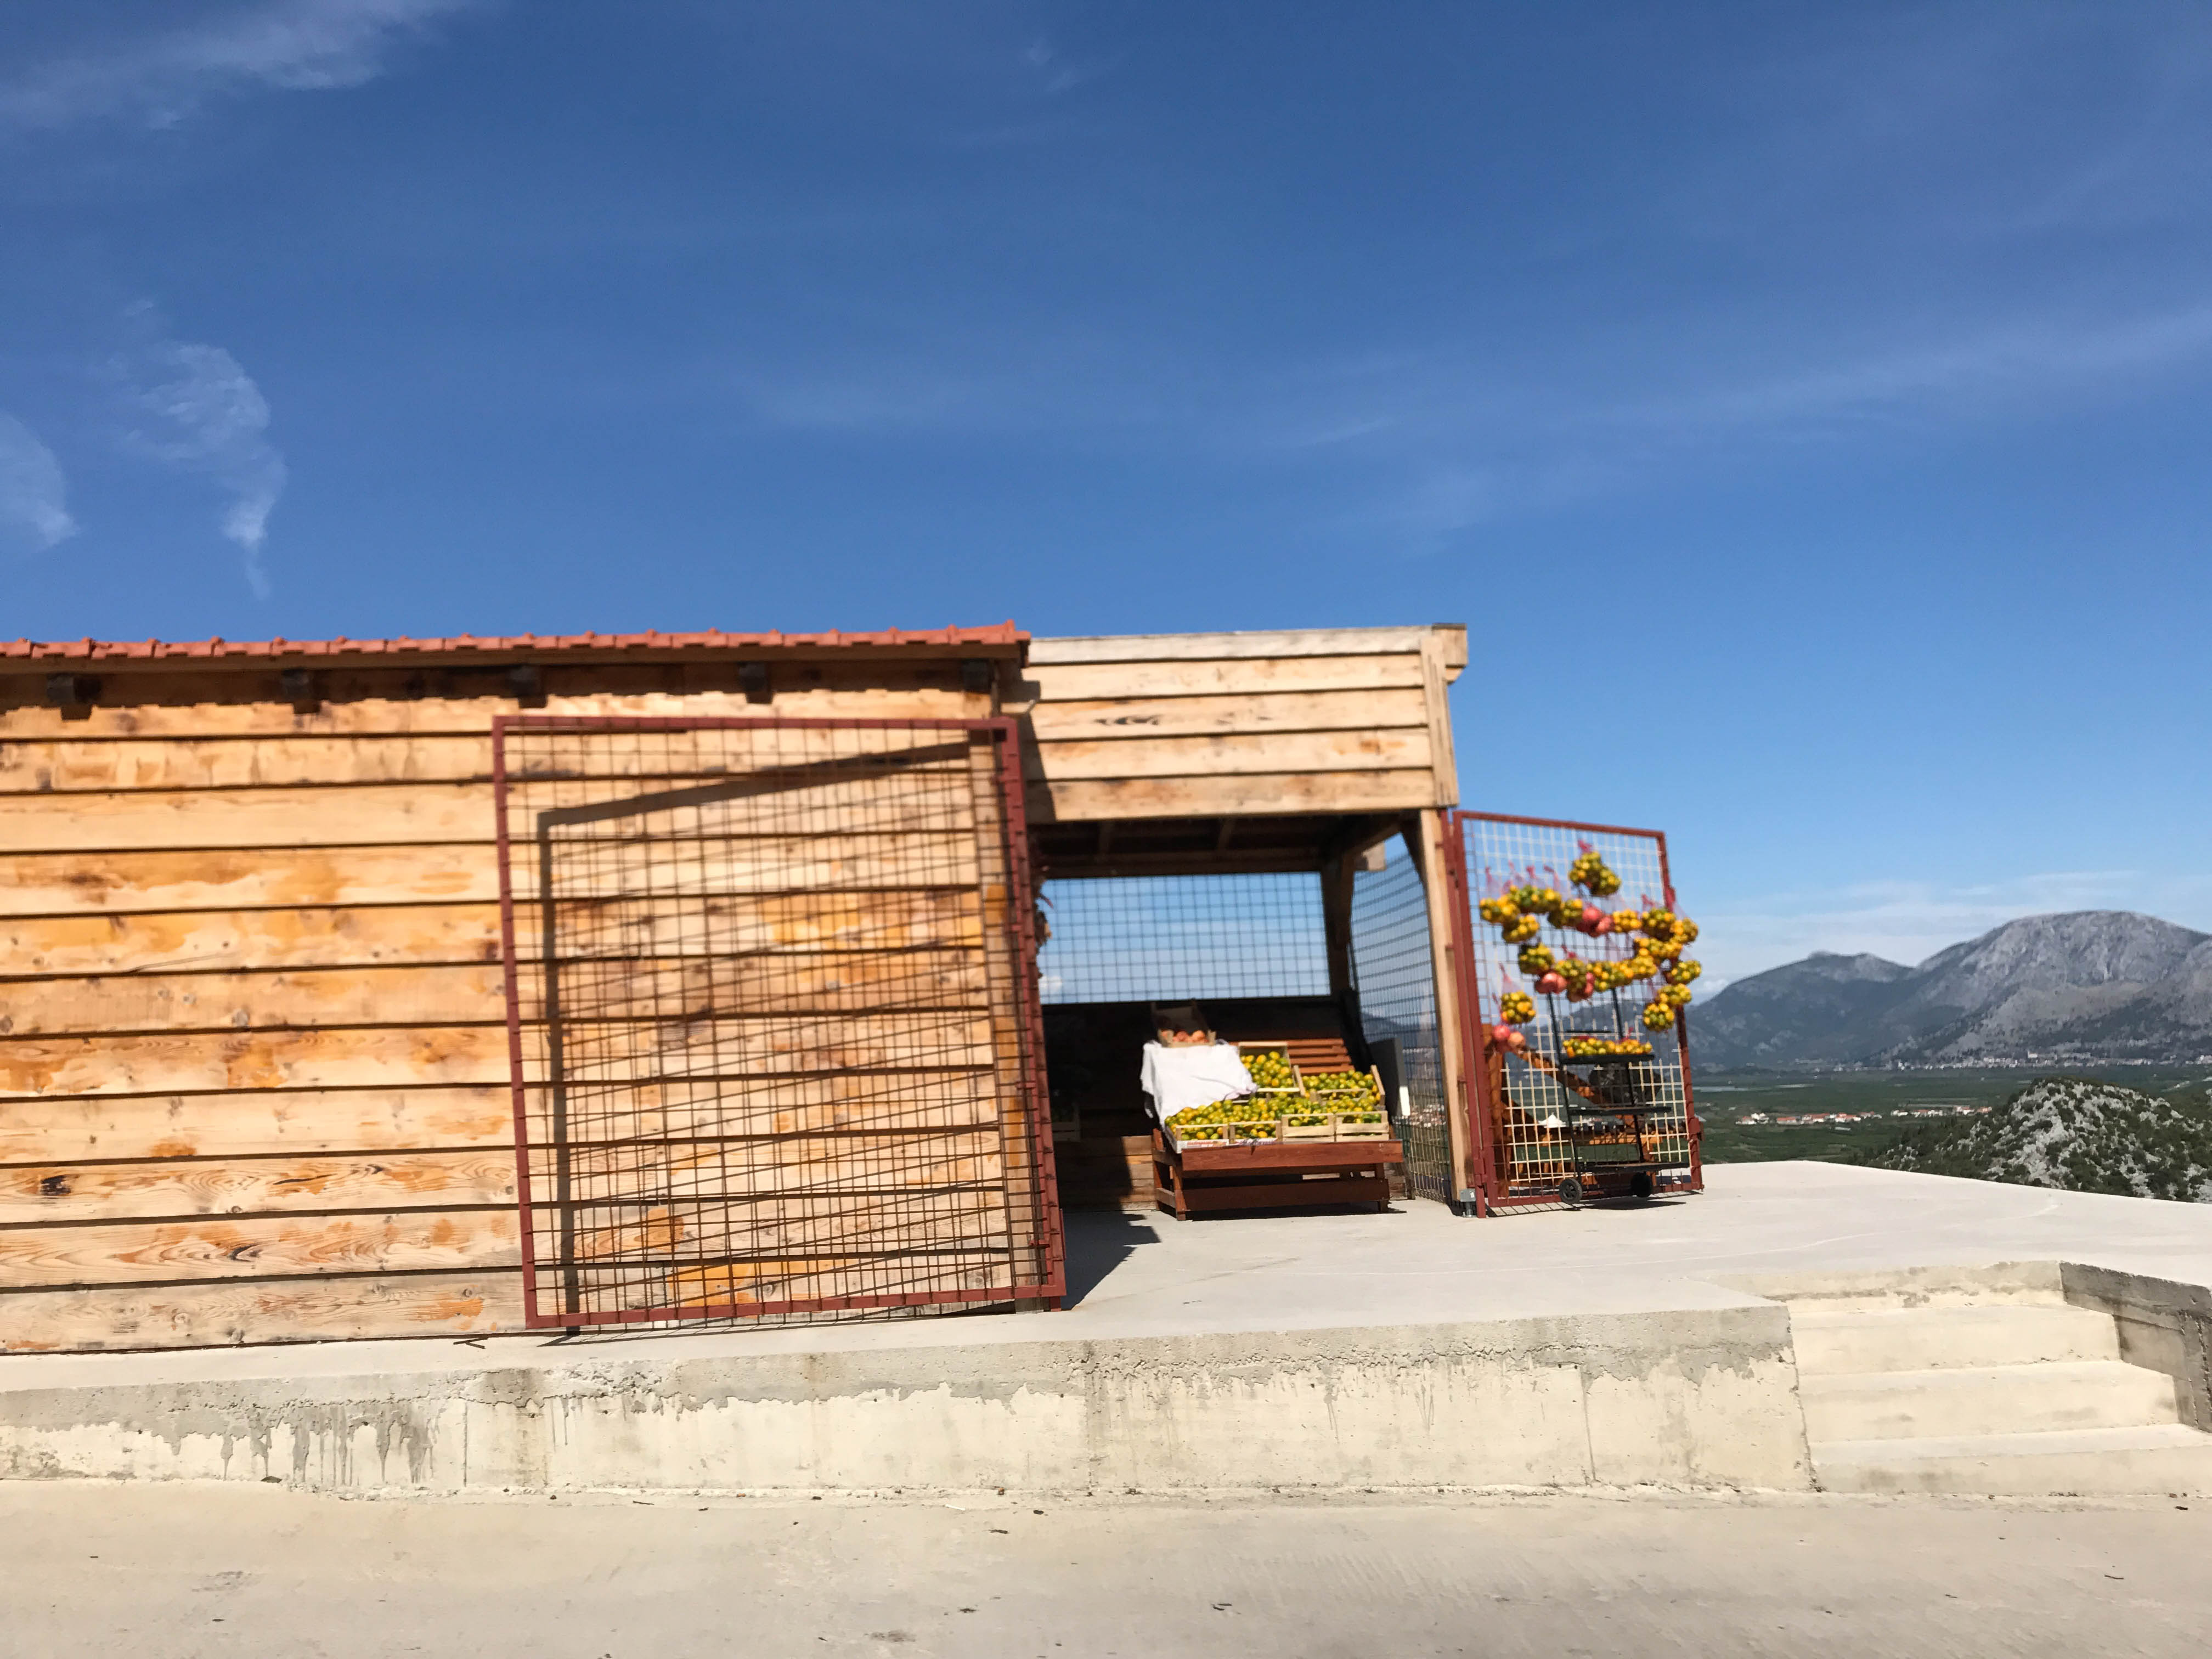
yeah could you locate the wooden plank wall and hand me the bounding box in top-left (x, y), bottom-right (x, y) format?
top-left (1016, 625), bottom-right (1467, 822)
top-left (0, 657), bottom-right (995, 1352)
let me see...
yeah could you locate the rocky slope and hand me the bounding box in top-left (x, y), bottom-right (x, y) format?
top-left (1694, 911), bottom-right (2212, 1068)
top-left (1864, 1076), bottom-right (2212, 1203)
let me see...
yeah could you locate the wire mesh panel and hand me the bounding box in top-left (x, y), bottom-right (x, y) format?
top-left (494, 716), bottom-right (1062, 1327)
top-left (1452, 812), bottom-right (1704, 1209)
top-left (1348, 837), bottom-right (1453, 1204)
top-left (1035, 872), bottom-right (1328, 1004)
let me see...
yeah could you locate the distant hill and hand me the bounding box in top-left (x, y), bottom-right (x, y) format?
top-left (1694, 911), bottom-right (2212, 1069)
top-left (1863, 1075), bottom-right (2212, 1203)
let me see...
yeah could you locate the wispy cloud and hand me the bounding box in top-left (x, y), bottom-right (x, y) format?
top-left (1337, 297), bottom-right (2212, 546)
top-left (115, 337), bottom-right (287, 597)
top-left (733, 294), bottom-right (2212, 500)
top-left (1020, 37), bottom-right (1121, 99)
top-left (0, 0), bottom-right (478, 131)
top-left (1627, 303), bottom-right (2212, 435)
top-left (0, 415), bottom-right (78, 551)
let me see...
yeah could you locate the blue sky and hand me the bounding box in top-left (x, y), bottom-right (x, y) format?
top-left (3, 1), bottom-right (2210, 986)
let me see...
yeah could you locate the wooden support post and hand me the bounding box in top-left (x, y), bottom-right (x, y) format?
top-left (1419, 631), bottom-right (1460, 809)
top-left (1406, 808), bottom-right (1475, 1210)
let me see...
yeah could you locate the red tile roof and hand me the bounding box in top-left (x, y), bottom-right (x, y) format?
top-left (3, 624), bottom-right (1027, 666)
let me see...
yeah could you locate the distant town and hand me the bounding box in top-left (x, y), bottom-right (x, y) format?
top-left (1735, 1106), bottom-right (1993, 1127)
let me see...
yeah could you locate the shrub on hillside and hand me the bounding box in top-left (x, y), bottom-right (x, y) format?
top-left (1860, 1075), bottom-right (2212, 1203)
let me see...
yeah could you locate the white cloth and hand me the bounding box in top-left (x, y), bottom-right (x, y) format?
top-left (1139, 1041), bottom-right (1256, 1124)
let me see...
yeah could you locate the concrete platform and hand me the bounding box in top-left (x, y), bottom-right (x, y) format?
top-left (3, 1163), bottom-right (2210, 1497)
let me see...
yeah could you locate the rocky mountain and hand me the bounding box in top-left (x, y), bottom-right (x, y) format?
top-left (1694, 911), bottom-right (2212, 1069)
top-left (1864, 1076), bottom-right (2212, 1203)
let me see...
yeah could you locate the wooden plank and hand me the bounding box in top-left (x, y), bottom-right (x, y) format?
top-left (1175, 1140), bottom-right (1405, 1173)
top-left (0, 1086), bottom-right (514, 1165)
top-left (1, 832), bottom-right (980, 929)
top-left (0, 766), bottom-right (985, 854)
top-left (514, 1074), bottom-right (1002, 1147)
top-left (0, 1208), bottom-right (520, 1289)
top-left (0, 904), bottom-right (501, 977)
top-left (966, 730), bottom-right (1049, 1291)
top-left (0, 736), bottom-right (496, 793)
top-left (0, 785), bottom-right (495, 853)
top-left (1025, 769), bottom-right (1444, 823)
top-left (0, 841), bottom-right (976, 927)
top-left (540, 1131), bottom-right (1002, 1195)
top-left (499, 831), bottom-right (980, 902)
top-left (506, 950), bottom-right (988, 1026)
top-left (662, 1258), bottom-right (1012, 1311)
top-left (0, 669), bottom-right (990, 741)
top-left (1020, 653), bottom-right (1425, 704)
top-left (0, 849), bottom-right (500, 916)
top-left (511, 1011), bottom-right (999, 1088)
top-left (1024, 686), bottom-right (1431, 742)
top-left (1171, 1175), bottom-right (1390, 1212)
top-left (2, 939), bottom-right (985, 1028)
top-left (0, 1025), bottom-right (510, 1099)
top-left (1028, 627), bottom-right (1458, 664)
top-left (0, 1075), bottom-right (1003, 1167)
top-left (0, 1150), bottom-right (515, 1225)
top-left (1417, 805), bottom-right (1474, 1202)
top-left (1024, 727), bottom-right (1431, 782)
top-left (0, 728), bottom-right (987, 793)
top-left (2, 963), bottom-right (509, 1036)
top-left (0, 1270), bottom-right (524, 1352)
top-left (562, 1192), bottom-right (1006, 1266)
top-left (500, 775), bottom-right (977, 839)
top-left (512, 889), bottom-right (985, 958)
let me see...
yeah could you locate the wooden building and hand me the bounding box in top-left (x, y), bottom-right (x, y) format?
top-left (0, 623), bottom-right (1468, 1353)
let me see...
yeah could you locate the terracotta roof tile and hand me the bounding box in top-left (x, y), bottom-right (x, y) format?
top-left (2, 624), bottom-right (1026, 665)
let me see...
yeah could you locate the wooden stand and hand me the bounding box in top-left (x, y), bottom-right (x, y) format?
top-left (1151, 1128), bottom-right (1404, 1220)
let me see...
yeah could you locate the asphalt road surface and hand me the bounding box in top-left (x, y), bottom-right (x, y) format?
top-left (2, 1483), bottom-right (2207, 1657)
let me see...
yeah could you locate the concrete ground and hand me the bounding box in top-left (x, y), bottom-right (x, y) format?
top-left (10, 1161), bottom-right (2212, 1391)
top-left (2, 1482), bottom-right (2208, 1657)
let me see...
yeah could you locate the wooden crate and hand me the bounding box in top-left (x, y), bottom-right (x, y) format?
top-left (1277, 1110), bottom-right (1393, 1143)
top-left (1297, 1060), bottom-right (1387, 1117)
top-left (1151, 1128), bottom-right (1403, 1220)
top-left (1232, 1040), bottom-right (1305, 1096)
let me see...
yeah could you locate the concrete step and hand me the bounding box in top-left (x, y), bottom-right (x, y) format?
top-left (1774, 1287), bottom-right (2064, 1314)
top-left (1802, 1360), bottom-right (2179, 1442)
top-left (1791, 1304), bottom-right (2119, 1375)
top-left (1813, 1422), bottom-right (2212, 1496)
top-left (1756, 1265), bottom-right (2069, 1316)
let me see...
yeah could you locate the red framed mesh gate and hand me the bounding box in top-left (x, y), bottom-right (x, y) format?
top-left (493, 715), bottom-right (1064, 1327)
top-left (1444, 811), bottom-right (1705, 1212)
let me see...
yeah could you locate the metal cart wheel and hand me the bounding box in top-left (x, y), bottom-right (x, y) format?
top-left (1558, 1176), bottom-right (1583, 1206)
top-left (1628, 1171), bottom-right (1655, 1201)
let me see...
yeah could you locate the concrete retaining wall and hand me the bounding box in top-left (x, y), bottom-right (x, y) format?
top-left (0, 1307), bottom-right (1814, 1496)
top-left (2060, 1263), bottom-right (2212, 1432)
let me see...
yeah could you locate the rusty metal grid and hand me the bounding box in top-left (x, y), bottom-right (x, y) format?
top-left (493, 715), bottom-right (1064, 1327)
top-left (1449, 811), bottom-right (1705, 1211)
top-left (1347, 836), bottom-right (1454, 1205)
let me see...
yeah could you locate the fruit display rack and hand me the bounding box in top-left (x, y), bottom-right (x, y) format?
top-left (1455, 817), bottom-right (1704, 1208)
top-left (1153, 1047), bottom-right (1402, 1218)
